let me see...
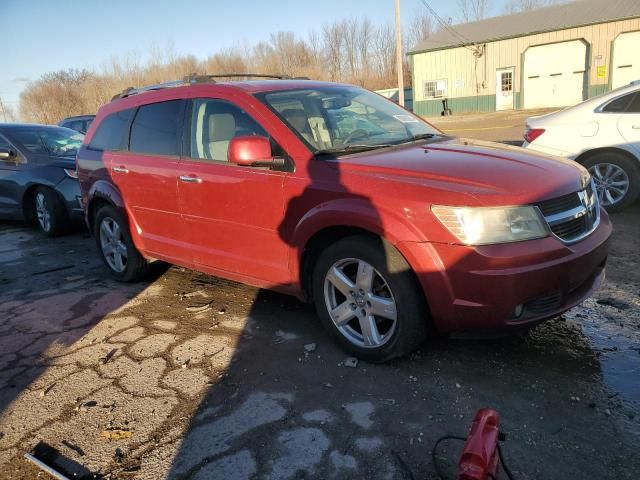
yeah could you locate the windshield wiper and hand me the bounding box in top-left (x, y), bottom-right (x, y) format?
top-left (397, 133), bottom-right (438, 144)
top-left (314, 144), bottom-right (394, 156)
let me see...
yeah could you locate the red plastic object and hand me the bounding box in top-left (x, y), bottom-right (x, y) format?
top-left (457, 408), bottom-right (500, 480)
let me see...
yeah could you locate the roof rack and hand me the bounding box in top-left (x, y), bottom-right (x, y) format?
top-left (111, 73), bottom-right (310, 100)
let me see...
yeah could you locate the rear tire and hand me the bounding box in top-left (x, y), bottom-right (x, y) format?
top-left (33, 186), bottom-right (68, 237)
top-left (94, 205), bottom-right (147, 282)
top-left (583, 152), bottom-right (640, 213)
top-left (312, 235), bottom-right (428, 362)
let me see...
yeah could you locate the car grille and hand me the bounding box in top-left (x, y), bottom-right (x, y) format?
top-left (536, 181), bottom-right (600, 243)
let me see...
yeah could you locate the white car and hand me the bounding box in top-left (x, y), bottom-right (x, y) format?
top-left (523, 81), bottom-right (640, 211)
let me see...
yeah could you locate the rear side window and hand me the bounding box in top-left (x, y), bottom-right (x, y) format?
top-left (89, 109), bottom-right (134, 151)
top-left (602, 93), bottom-right (635, 113)
top-left (130, 100), bottom-right (183, 156)
top-left (626, 93), bottom-right (640, 113)
top-left (0, 134), bottom-right (13, 150)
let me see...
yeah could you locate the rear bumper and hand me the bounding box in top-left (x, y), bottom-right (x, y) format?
top-left (398, 209), bottom-right (612, 332)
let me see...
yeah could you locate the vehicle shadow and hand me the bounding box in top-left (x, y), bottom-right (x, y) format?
top-left (161, 150), bottom-right (628, 480)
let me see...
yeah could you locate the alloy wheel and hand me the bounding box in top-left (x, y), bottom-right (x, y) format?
top-left (35, 192), bottom-right (51, 233)
top-left (589, 162), bottom-right (630, 207)
top-left (99, 217), bottom-right (128, 273)
top-left (323, 258), bottom-right (397, 348)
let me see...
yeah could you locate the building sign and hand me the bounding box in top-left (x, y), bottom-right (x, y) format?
top-left (596, 65), bottom-right (607, 78)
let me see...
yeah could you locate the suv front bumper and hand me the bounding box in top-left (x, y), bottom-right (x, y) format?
top-left (398, 209), bottom-right (612, 333)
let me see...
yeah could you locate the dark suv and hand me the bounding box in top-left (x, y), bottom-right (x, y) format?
top-left (58, 115), bottom-right (95, 134)
top-left (77, 75), bottom-right (610, 361)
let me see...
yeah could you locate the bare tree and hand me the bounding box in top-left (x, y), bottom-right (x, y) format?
top-left (503, 0), bottom-right (567, 13)
top-left (0, 97), bottom-right (16, 122)
top-left (457, 0), bottom-right (490, 22)
top-left (406, 11), bottom-right (434, 52)
top-left (19, 15), bottom-right (420, 122)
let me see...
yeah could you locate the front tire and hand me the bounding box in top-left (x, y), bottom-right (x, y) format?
top-left (33, 186), bottom-right (68, 237)
top-left (583, 152), bottom-right (640, 212)
top-left (312, 235), bottom-right (428, 362)
top-left (94, 205), bottom-right (147, 282)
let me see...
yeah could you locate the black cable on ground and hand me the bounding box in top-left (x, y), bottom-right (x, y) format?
top-left (431, 435), bottom-right (467, 479)
top-left (430, 433), bottom-right (516, 480)
top-left (497, 442), bottom-right (515, 480)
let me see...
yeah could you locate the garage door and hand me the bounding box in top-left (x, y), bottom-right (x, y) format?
top-left (611, 31), bottom-right (640, 89)
top-left (523, 41), bottom-right (587, 109)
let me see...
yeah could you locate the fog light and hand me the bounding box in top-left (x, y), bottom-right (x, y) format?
top-left (513, 304), bottom-right (524, 318)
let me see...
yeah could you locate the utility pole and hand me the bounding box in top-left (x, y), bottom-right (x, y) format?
top-left (394, 0), bottom-right (405, 107)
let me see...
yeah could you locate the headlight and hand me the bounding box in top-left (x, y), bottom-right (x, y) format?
top-left (432, 205), bottom-right (549, 245)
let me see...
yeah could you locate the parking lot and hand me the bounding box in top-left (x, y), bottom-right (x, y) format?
top-left (1, 112), bottom-right (639, 480)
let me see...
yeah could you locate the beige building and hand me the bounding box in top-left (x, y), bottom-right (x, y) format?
top-left (409, 0), bottom-right (640, 116)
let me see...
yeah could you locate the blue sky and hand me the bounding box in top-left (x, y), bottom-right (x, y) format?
top-left (0, 0), bottom-right (510, 114)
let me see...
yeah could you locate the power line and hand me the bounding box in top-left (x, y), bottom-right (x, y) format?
top-left (419, 0), bottom-right (482, 54)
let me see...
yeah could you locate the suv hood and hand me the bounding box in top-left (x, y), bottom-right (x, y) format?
top-left (337, 137), bottom-right (588, 206)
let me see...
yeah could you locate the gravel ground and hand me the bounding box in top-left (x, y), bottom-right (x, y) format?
top-left (0, 203), bottom-right (638, 479)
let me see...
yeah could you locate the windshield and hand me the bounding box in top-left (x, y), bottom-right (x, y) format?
top-left (256, 86), bottom-right (440, 155)
top-left (10, 127), bottom-right (83, 157)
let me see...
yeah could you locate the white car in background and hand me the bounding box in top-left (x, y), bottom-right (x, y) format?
top-left (523, 81), bottom-right (640, 211)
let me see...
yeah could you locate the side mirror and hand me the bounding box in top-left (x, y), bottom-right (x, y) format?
top-left (228, 136), bottom-right (284, 168)
top-left (0, 148), bottom-right (16, 161)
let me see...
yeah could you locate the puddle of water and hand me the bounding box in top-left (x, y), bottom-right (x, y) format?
top-left (567, 300), bottom-right (640, 408)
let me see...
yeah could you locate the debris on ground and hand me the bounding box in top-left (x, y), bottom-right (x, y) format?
top-left (100, 429), bottom-right (133, 441)
top-left (186, 302), bottom-right (213, 313)
top-left (113, 448), bottom-right (125, 463)
top-left (304, 343), bottom-right (317, 353)
top-left (75, 400), bottom-right (98, 412)
top-left (100, 348), bottom-right (118, 364)
top-left (39, 383), bottom-right (56, 398)
top-left (61, 440), bottom-right (85, 457)
top-left (344, 357), bottom-right (358, 368)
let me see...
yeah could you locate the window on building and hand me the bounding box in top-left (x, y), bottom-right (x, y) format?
top-left (130, 100), bottom-right (183, 156)
top-left (423, 79), bottom-right (448, 98)
top-left (501, 72), bottom-right (513, 92)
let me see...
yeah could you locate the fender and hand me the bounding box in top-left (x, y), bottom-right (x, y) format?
top-left (87, 179), bottom-right (125, 219)
top-left (86, 180), bottom-right (145, 252)
top-left (287, 198), bottom-right (432, 290)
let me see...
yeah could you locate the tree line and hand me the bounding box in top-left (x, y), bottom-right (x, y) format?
top-left (19, 14), bottom-right (434, 124)
top-left (18, 1), bottom-right (555, 124)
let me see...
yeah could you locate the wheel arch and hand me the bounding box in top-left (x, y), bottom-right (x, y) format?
top-left (21, 183), bottom-right (66, 223)
top-left (291, 200), bottom-right (430, 302)
top-left (86, 180), bottom-right (126, 234)
top-left (574, 146), bottom-right (640, 172)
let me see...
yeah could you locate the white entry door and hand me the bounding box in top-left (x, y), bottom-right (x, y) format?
top-left (496, 68), bottom-right (515, 111)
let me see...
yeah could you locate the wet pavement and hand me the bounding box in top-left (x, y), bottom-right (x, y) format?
top-left (0, 206), bottom-right (638, 479)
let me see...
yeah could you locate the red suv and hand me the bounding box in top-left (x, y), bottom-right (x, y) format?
top-left (77, 75), bottom-right (611, 361)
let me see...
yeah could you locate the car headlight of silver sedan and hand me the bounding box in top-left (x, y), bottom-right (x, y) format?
top-left (432, 205), bottom-right (549, 245)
